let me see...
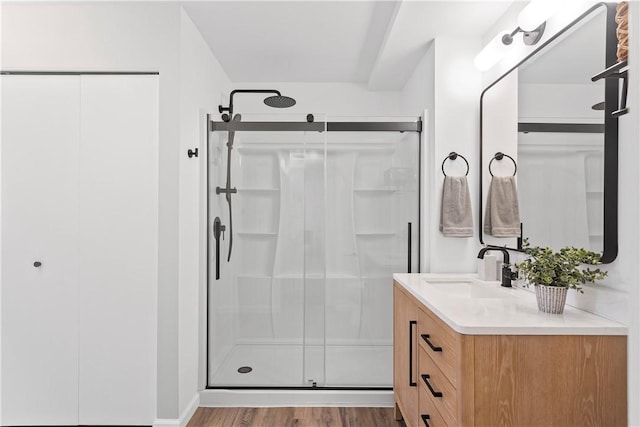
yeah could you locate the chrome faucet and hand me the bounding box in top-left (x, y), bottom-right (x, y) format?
top-left (477, 247), bottom-right (517, 287)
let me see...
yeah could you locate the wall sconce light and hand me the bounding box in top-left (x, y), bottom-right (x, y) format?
top-left (474, 31), bottom-right (511, 71)
top-left (474, 0), bottom-right (559, 71)
top-left (501, 22), bottom-right (546, 47)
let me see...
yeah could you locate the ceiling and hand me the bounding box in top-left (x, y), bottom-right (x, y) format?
top-left (183, 1), bottom-right (512, 90)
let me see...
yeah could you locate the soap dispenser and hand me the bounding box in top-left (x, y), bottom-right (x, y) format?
top-left (478, 254), bottom-right (498, 281)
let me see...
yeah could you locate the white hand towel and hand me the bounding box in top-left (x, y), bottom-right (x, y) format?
top-left (484, 176), bottom-right (521, 237)
top-left (439, 176), bottom-right (473, 237)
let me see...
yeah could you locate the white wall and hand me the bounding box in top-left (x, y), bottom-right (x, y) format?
top-left (228, 82), bottom-right (407, 119)
top-left (399, 37), bottom-right (483, 275)
top-left (178, 8), bottom-right (231, 417)
top-left (400, 43), bottom-right (435, 271)
top-left (400, 43), bottom-right (435, 116)
top-left (519, 83), bottom-right (603, 123)
top-left (400, 38), bottom-right (484, 275)
top-left (0, 3), bottom-right (231, 421)
top-left (429, 37), bottom-right (483, 273)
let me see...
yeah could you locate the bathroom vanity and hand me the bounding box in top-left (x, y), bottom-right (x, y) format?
top-left (393, 274), bottom-right (627, 427)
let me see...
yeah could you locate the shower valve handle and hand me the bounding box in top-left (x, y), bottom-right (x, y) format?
top-left (215, 186), bottom-right (237, 195)
top-left (213, 219), bottom-right (226, 240)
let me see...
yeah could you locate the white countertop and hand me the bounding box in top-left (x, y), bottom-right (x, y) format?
top-left (393, 273), bottom-right (627, 336)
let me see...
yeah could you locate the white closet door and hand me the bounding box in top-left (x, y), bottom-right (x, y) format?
top-left (78, 75), bottom-right (158, 425)
top-left (1, 75), bottom-right (81, 425)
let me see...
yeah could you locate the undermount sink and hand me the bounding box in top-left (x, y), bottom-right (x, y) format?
top-left (421, 279), bottom-right (514, 299)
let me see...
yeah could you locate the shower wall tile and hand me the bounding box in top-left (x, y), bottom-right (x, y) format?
top-left (324, 278), bottom-right (362, 343)
top-left (236, 277), bottom-right (273, 341)
top-left (237, 192), bottom-right (279, 232)
top-left (353, 193), bottom-right (393, 231)
top-left (356, 236), bottom-right (404, 276)
top-left (353, 153), bottom-right (393, 188)
top-left (359, 277), bottom-right (393, 344)
top-left (237, 235), bottom-right (277, 277)
top-left (271, 278), bottom-right (304, 342)
top-left (238, 151), bottom-right (280, 189)
top-left (304, 278), bottom-right (325, 347)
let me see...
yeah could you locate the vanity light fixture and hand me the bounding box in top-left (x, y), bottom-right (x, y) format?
top-left (501, 22), bottom-right (546, 47)
top-left (474, 31), bottom-right (511, 71)
top-left (474, 0), bottom-right (558, 71)
top-left (517, 0), bottom-right (559, 32)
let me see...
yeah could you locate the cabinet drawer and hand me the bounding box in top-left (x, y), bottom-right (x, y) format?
top-left (419, 347), bottom-right (456, 426)
top-left (418, 307), bottom-right (458, 386)
top-left (419, 382), bottom-right (450, 427)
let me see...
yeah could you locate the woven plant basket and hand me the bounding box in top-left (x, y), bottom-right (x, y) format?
top-left (534, 285), bottom-right (568, 314)
top-left (616, 1), bottom-right (629, 62)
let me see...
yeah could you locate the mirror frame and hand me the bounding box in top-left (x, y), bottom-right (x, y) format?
top-left (478, 2), bottom-right (619, 263)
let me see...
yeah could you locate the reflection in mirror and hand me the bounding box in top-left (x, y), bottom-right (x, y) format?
top-left (481, 5), bottom-right (611, 256)
top-left (518, 8), bottom-right (605, 252)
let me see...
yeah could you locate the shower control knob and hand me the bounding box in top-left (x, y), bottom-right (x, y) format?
top-left (33, 261), bottom-right (42, 267)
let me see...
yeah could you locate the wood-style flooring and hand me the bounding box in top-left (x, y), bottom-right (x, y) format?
top-left (187, 407), bottom-right (406, 427)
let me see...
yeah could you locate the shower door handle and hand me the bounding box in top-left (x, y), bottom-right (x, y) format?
top-left (407, 222), bottom-right (412, 273)
top-left (213, 217), bottom-right (225, 280)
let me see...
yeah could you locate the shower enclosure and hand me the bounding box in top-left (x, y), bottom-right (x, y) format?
top-left (207, 113), bottom-right (421, 389)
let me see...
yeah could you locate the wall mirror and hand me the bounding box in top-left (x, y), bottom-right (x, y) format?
top-left (479, 3), bottom-right (619, 263)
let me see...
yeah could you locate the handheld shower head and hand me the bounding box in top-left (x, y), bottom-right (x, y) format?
top-left (263, 95), bottom-right (296, 108)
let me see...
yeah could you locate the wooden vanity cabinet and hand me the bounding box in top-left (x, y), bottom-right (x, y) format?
top-left (393, 285), bottom-right (419, 427)
top-left (393, 280), bottom-right (627, 427)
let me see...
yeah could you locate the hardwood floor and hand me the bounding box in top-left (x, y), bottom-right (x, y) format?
top-left (187, 407), bottom-right (406, 427)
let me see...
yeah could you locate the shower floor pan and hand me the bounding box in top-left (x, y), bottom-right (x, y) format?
top-left (209, 344), bottom-right (392, 388)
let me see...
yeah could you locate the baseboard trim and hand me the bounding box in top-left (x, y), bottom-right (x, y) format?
top-left (199, 389), bottom-right (394, 407)
top-left (153, 393), bottom-right (200, 427)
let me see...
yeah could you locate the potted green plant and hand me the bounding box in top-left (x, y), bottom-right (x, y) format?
top-left (516, 241), bottom-right (607, 314)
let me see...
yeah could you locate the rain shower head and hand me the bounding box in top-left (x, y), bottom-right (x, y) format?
top-left (264, 95), bottom-right (296, 109)
top-left (219, 89), bottom-right (296, 119)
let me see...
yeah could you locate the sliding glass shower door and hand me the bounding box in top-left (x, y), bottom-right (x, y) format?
top-left (207, 114), bottom-right (419, 388)
top-left (322, 127), bottom-right (419, 387)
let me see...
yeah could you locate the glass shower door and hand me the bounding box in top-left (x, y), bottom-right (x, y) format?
top-left (323, 124), bottom-right (419, 387)
top-left (207, 115), bottom-right (327, 387)
top-left (207, 114), bottom-right (420, 388)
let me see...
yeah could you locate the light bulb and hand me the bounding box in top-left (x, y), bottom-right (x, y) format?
top-left (517, 0), bottom-right (559, 32)
top-left (474, 31), bottom-right (510, 71)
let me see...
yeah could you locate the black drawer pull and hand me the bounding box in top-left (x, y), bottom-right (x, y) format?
top-left (409, 320), bottom-right (417, 387)
top-left (421, 414), bottom-right (431, 427)
top-left (422, 374), bottom-right (443, 398)
top-left (421, 334), bottom-right (443, 352)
